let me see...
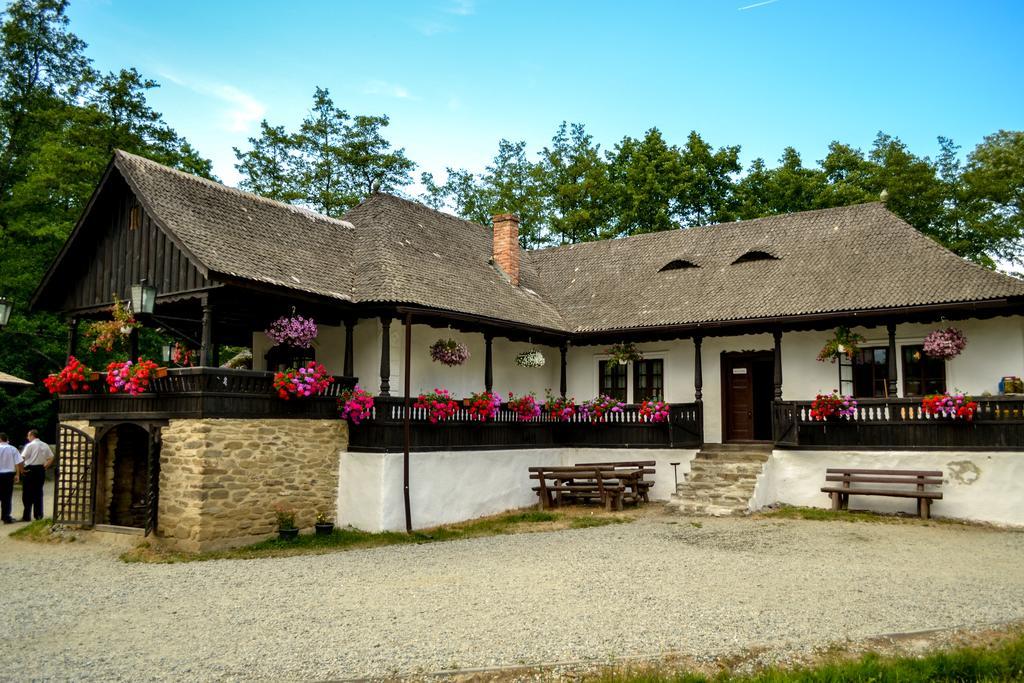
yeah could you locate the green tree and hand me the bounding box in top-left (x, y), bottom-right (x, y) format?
top-left (673, 131), bottom-right (741, 226)
top-left (607, 128), bottom-right (679, 237)
top-left (736, 147), bottom-right (827, 218)
top-left (537, 122), bottom-right (613, 244)
top-left (960, 130), bottom-right (1024, 266)
top-left (234, 87), bottom-right (415, 217)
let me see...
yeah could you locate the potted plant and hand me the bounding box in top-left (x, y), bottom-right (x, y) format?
top-left (85, 295), bottom-right (141, 352)
top-left (105, 358), bottom-right (161, 395)
top-left (274, 503), bottom-right (299, 540)
top-left (921, 392), bottom-right (978, 421)
top-left (817, 326), bottom-right (865, 363)
top-left (515, 349), bottom-right (546, 368)
top-left (43, 356), bottom-right (94, 395)
top-left (466, 391), bottom-right (501, 421)
top-left (273, 361), bottom-right (334, 400)
top-left (607, 342), bottom-right (642, 365)
top-left (639, 399), bottom-right (671, 423)
top-left (170, 342), bottom-right (195, 367)
top-left (315, 512), bottom-right (334, 536)
top-left (429, 338), bottom-right (470, 366)
top-left (414, 388), bottom-right (459, 423)
top-left (265, 312), bottom-right (318, 348)
top-left (507, 392), bottom-right (541, 420)
top-left (543, 389), bottom-right (577, 421)
top-left (923, 327), bottom-right (967, 360)
top-left (809, 391), bottom-right (858, 421)
top-left (579, 395), bottom-right (625, 422)
top-left (339, 386), bottom-right (374, 423)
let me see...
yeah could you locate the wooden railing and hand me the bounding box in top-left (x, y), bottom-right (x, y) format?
top-left (772, 397), bottom-right (1024, 450)
top-left (348, 397), bottom-right (703, 452)
top-left (58, 367), bottom-right (356, 421)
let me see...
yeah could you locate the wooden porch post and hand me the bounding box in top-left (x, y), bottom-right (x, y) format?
top-left (66, 317), bottom-right (79, 362)
top-left (773, 330), bottom-right (783, 400)
top-left (379, 316), bottom-right (392, 397)
top-left (343, 319), bottom-right (355, 377)
top-left (402, 312), bottom-right (412, 533)
top-left (484, 333), bottom-right (493, 393)
top-left (199, 303), bottom-right (214, 367)
top-left (559, 342), bottom-right (568, 398)
top-left (693, 336), bottom-right (703, 402)
top-left (128, 328), bottom-right (139, 361)
top-left (887, 322), bottom-right (898, 398)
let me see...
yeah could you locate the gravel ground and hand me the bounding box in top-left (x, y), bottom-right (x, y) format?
top-left (1, 515), bottom-right (1023, 681)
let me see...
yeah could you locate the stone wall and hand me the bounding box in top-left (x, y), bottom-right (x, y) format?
top-left (158, 419), bottom-right (348, 552)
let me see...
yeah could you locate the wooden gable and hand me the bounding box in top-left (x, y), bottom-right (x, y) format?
top-left (33, 165), bottom-right (212, 314)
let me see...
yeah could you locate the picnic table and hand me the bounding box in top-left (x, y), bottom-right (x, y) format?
top-left (528, 461), bottom-right (655, 511)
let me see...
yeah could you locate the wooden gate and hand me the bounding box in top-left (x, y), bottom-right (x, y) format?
top-left (53, 424), bottom-right (97, 527)
top-left (145, 427), bottom-right (161, 536)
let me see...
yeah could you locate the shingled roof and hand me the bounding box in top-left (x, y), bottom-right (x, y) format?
top-left (527, 203), bottom-right (1024, 332)
top-left (81, 152), bottom-right (1024, 334)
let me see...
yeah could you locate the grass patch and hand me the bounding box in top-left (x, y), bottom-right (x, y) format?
top-left (120, 507), bottom-right (630, 563)
top-left (589, 631), bottom-right (1024, 682)
top-left (9, 518), bottom-right (53, 540)
top-left (758, 505), bottom-right (980, 527)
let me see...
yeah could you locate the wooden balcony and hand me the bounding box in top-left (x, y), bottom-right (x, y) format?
top-left (57, 367), bottom-right (356, 421)
top-left (773, 397), bottom-right (1024, 450)
top-left (348, 397), bottom-right (704, 452)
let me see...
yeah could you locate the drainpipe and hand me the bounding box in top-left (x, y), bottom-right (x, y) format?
top-left (403, 311), bottom-right (413, 533)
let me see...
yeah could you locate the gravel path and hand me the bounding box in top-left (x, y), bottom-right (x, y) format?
top-left (1, 516), bottom-right (1023, 680)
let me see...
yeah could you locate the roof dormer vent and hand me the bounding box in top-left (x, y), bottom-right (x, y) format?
top-left (732, 250), bottom-right (778, 264)
top-left (659, 259), bottom-right (698, 272)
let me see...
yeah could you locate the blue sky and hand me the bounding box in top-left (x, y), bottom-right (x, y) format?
top-left (68, 0), bottom-right (1023, 188)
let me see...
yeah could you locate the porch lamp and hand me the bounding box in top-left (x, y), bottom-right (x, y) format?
top-left (130, 278), bottom-right (157, 315)
top-left (161, 343), bottom-right (173, 363)
top-left (0, 296), bottom-right (11, 328)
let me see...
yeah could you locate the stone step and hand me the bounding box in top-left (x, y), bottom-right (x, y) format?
top-left (669, 452), bottom-right (767, 516)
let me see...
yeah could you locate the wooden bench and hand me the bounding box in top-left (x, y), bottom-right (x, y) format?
top-left (821, 468), bottom-right (944, 519)
top-left (529, 466), bottom-right (642, 511)
top-left (575, 461), bottom-right (656, 502)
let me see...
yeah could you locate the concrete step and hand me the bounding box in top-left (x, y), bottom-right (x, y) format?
top-left (669, 453), bottom-right (767, 517)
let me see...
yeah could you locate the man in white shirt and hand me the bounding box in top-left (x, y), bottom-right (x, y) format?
top-left (0, 433), bottom-right (23, 524)
top-left (20, 429), bottom-right (54, 522)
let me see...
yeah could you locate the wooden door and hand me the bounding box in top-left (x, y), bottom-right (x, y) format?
top-left (725, 358), bottom-right (754, 441)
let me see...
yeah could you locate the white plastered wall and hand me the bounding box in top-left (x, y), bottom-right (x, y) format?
top-left (751, 450), bottom-right (1024, 526)
top-left (337, 448), bottom-right (698, 532)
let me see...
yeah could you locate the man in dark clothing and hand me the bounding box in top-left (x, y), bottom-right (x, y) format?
top-left (20, 429), bottom-right (54, 521)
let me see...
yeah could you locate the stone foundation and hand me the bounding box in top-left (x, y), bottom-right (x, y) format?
top-left (58, 418), bottom-right (347, 553)
top-left (158, 419), bottom-right (347, 552)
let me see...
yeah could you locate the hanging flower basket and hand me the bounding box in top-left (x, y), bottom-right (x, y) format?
top-left (338, 386), bottom-right (374, 424)
top-left (265, 314), bottom-right (318, 348)
top-left (105, 358), bottom-right (160, 396)
top-left (922, 393), bottom-right (978, 421)
top-left (607, 342), bottom-right (643, 365)
top-left (85, 295), bottom-right (141, 352)
top-left (809, 391), bottom-right (858, 421)
top-left (430, 338), bottom-right (470, 366)
top-left (817, 326), bottom-right (865, 363)
top-left (43, 356), bottom-right (94, 395)
top-left (923, 327), bottom-right (967, 360)
top-left (515, 349), bottom-right (546, 368)
top-left (273, 361), bottom-right (333, 400)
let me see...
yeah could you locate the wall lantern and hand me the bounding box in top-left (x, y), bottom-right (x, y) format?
top-left (0, 296), bottom-right (11, 328)
top-left (161, 343), bottom-right (173, 363)
top-left (130, 278), bottom-right (157, 315)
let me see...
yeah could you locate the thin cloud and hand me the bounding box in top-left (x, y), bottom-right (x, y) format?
top-left (159, 70), bottom-right (266, 133)
top-left (738, 0), bottom-right (779, 10)
top-left (445, 0), bottom-right (474, 15)
top-left (364, 80), bottom-right (417, 100)
top-left (416, 19), bottom-right (454, 35)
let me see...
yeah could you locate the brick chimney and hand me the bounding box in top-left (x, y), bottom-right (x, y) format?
top-left (492, 213), bottom-right (520, 286)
